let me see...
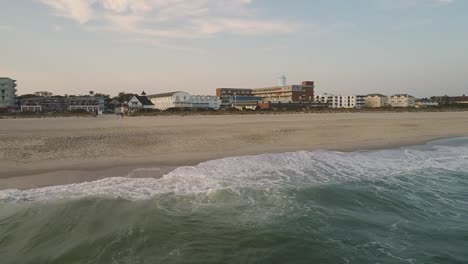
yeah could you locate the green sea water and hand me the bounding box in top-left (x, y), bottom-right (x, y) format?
top-left (1, 138), bottom-right (468, 263)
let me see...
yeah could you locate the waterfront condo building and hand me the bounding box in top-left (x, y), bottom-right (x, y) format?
top-left (0, 77), bottom-right (17, 112)
top-left (149, 92), bottom-right (221, 110)
top-left (216, 88), bottom-right (253, 108)
top-left (20, 96), bottom-right (105, 113)
top-left (389, 94), bottom-right (416, 108)
top-left (68, 96), bottom-right (105, 113)
top-left (365, 94), bottom-right (389, 108)
top-left (315, 94), bottom-right (365, 109)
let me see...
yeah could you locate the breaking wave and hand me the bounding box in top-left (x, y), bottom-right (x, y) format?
top-left (1, 137), bottom-right (468, 263)
top-left (1, 138), bottom-right (468, 203)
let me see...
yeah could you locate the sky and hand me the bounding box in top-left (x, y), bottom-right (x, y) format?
top-left (0, 0), bottom-right (467, 97)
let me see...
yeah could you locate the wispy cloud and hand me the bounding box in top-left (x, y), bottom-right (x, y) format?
top-left (38, 0), bottom-right (298, 41)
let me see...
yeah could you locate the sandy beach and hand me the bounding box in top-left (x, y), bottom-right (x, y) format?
top-left (1, 112), bottom-right (468, 189)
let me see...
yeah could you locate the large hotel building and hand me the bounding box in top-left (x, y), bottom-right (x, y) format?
top-left (251, 81), bottom-right (315, 102)
top-left (216, 78), bottom-right (315, 108)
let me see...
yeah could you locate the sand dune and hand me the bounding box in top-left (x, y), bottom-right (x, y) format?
top-left (1, 112), bottom-right (468, 189)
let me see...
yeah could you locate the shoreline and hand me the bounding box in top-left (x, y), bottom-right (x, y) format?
top-left (1, 106), bottom-right (468, 118)
top-left (0, 135), bottom-right (464, 191)
top-left (1, 112), bottom-right (468, 190)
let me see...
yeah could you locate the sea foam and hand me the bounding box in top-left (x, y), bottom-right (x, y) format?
top-left (1, 138), bottom-right (468, 203)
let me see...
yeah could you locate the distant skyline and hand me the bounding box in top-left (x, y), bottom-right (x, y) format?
top-left (1, 0), bottom-right (467, 97)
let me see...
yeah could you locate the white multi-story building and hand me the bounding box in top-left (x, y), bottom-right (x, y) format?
top-left (315, 94), bottom-right (365, 109)
top-left (148, 91), bottom-right (221, 111)
top-left (365, 94), bottom-right (389, 108)
top-left (191, 95), bottom-right (222, 109)
top-left (315, 93), bottom-right (335, 104)
top-left (389, 94), bottom-right (416, 108)
top-left (0, 77), bottom-right (17, 111)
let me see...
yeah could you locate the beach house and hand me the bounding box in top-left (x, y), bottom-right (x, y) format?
top-left (365, 94), bottom-right (389, 108)
top-left (127, 92), bottom-right (155, 111)
top-left (389, 94), bottom-right (416, 108)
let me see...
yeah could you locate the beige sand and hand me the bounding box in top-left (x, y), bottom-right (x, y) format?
top-left (1, 112), bottom-right (468, 189)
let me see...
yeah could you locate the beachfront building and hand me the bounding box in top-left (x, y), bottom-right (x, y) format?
top-left (128, 92), bottom-right (155, 111)
top-left (365, 94), bottom-right (389, 108)
top-left (315, 94), bottom-right (365, 109)
top-left (69, 96), bottom-right (105, 113)
top-left (216, 88), bottom-right (253, 108)
top-left (20, 97), bottom-right (67, 112)
top-left (149, 92), bottom-right (192, 110)
top-left (230, 96), bottom-right (263, 110)
top-left (191, 95), bottom-right (222, 110)
top-left (315, 93), bottom-right (335, 104)
top-left (415, 99), bottom-right (439, 108)
top-left (0, 77), bottom-right (17, 112)
top-left (216, 77), bottom-right (315, 107)
top-left (251, 80), bottom-right (315, 103)
top-left (20, 96), bottom-right (106, 113)
top-left (452, 95), bottom-right (468, 105)
top-left (257, 101), bottom-right (328, 110)
top-left (389, 94), bottom-right (416, 108)
top-left (430, 95), bottom-right (468, 106)
top-left (20, 97), bottom-right (42, 112)
top-left (148, 92), bottom-right (221, 110)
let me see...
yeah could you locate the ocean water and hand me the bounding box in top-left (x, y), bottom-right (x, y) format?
top-left (1, 138), bottom-right (468, 264)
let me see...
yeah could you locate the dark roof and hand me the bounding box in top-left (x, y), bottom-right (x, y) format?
top-left (391, 94), bottom-right (414, 97)
top-left (148, 92), bottom-right (183, 98)
top-left (217, 88), bottom-right (252, 90)
top-left (19, 97), bottom-right (44, 101)
top-left (123, 94), bottom-right (137, 102)
top-left (134, 95), bottom-right (154, 106)
top-left (366, 93), bottom-right (387, 97)
top-left (452, 96), bottom-right (468, 101)
top-left (69, 96), bottom-right (99, 100)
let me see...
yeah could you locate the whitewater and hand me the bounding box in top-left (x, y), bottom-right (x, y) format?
top-left (0, 137), bottom-right (467, 263)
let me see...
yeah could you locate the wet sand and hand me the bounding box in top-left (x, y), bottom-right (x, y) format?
top-left (1, 112), bottom-right (468, 189)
